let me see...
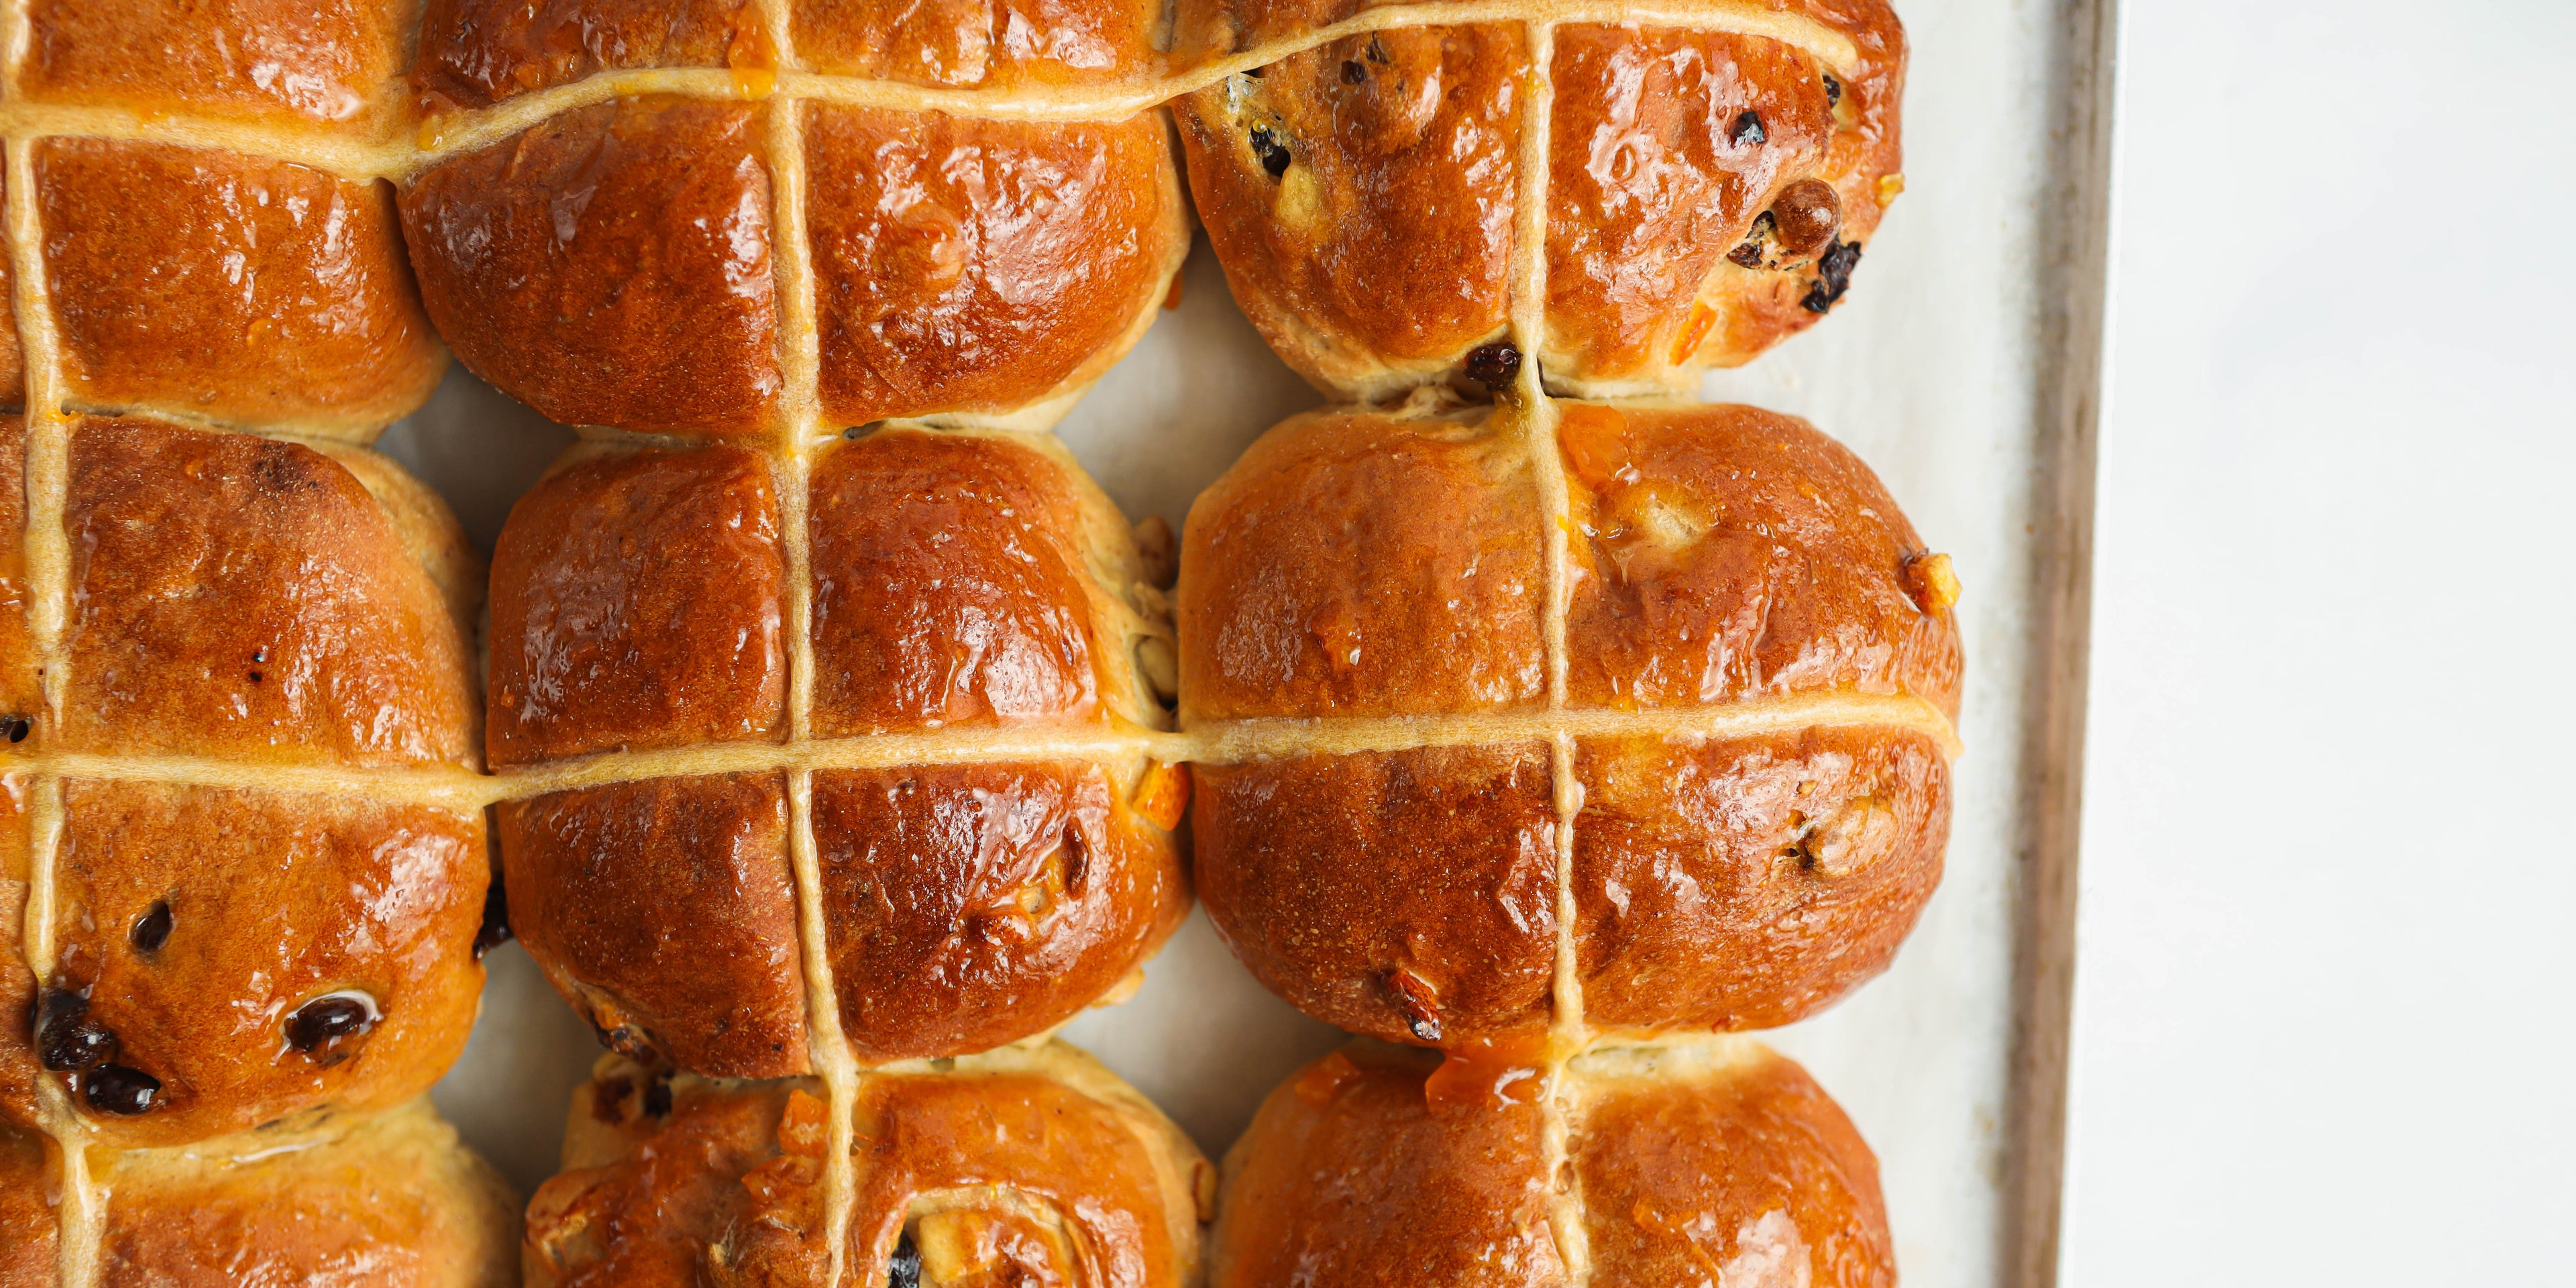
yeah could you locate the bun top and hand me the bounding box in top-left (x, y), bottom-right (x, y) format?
top-left (398, 0), bottom-right (1189, 440)
top-left (0, 417), bottom-right (488, 1150)
top-left (1171, 1), bottom-right (1905, 400)
top-left (415, 0), bottom-right (1167, 109)
top-left (17, 0), bottom-right (410, 129)
top-left (483, 426), bottom-right (1190, 1073)
top-left (490, 425), bottom-right (1173, 768)
top-left (1214, 1036), bottom-right (1892, 1288)
top-left (1182, 397), bottom-right (1959, 725)
top-left (0, 1099), bottom-right (518, 1288)
top-left (529, 1043), bottom-right (1211, 1288)
top-left (1177, 396), bottom-right (1959, 1048)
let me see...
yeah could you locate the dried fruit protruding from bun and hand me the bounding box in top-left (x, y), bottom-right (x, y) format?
top-left (1173, 3), bottom-right (1907, 402)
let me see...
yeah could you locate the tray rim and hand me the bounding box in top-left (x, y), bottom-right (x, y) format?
top-left (1998, 1), bottom-right (2120, 1285)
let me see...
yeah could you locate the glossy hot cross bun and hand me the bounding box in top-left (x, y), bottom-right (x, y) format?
top-left (1215, 1036), bottom-right (1892, 1288)
top-left (1171, 0), bottom-right (1905, 401)
top-left (0, 415), bottom-right (492, 1148)
top-left (398, 0), bottom-right (1191, 437)
top-left (1, 1099), bottom-right (517, 1288)
top-left (525, 1042), bottom-right (1210, 1288)
top-left (1181, 394), bottom-right (1960, 1051)
top-left (0, 0), bottom-right (445, 437)
top-left (0, 416), bottom-right (509, 1283)
top-left (486, 424), bottom-right (1189, 1076)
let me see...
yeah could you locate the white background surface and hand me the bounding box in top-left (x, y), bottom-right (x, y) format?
top-left (2059, 1), bottom-right (2576, 1283)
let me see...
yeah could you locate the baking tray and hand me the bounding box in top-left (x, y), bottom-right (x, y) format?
top-left (393, 1), bottom-right (2118, 1283)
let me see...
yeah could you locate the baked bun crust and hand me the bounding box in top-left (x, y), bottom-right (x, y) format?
top-left (31, 141), bottom-right (444, 439)
top-left (487, 426), bottom-right (1189, 1074)
top-left (3, 0), bottom-right (445, 441)
top-left (400, 0), bottom-right (1189, 438)
top-left (1181, 397), bottom-right (1958, 1049)
top-left (526, 1042), bottom-right (1210, 1288)
top-left (1171, 1), bottom-right (1904, 401)
top-left (1, 1099), bottom-right (517, 1288)
top-left (0, 415), bottom-right (490, 1149)
top-left (1213, 1036), bottom-right (1890, 1288)
top-left (17, 0), bottom-right (411, 130)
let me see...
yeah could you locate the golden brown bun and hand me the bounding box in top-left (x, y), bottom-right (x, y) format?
top-left (0, 415), bottom-right (490, 1149)
top-left (1181, 398), bottom-right (1959, 1048)
top-left (1171, 1), bottom-right (1905, 400)
top-left (486, 426), bottom-right (1188, 1073)
top-left (398, 97), bottom-right (786, 438)
top-left (1214, 1036), bottom-right (1891, 1288)
top-left (411, 0), bottom-right (753, 111)
top-left (0, 1127), bottom-right (52, 1287)
top-left (1, 1100), bottom-right (518, 1288)
top-left (399, 0), bottom-right (1189, 437)
top-left (31, 141), bottom-right (445, 439)
top-left (802, 107), bottom-right (1183, 431)
top-left (5, 0), bottom-right (445, 441)
top-left (17, 0), bottom-right (410, 129)
top-left (413, 0), bottom-right (1165, 109)
top-left (525, 1042), bottom-right (1209, 1288)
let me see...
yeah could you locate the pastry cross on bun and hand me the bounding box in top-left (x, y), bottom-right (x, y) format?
top-left (525, 1042), bottom-right (1211, 1288)
top-left (398, 0), bottom-right (1192, 437)
top-left (486, 425), bottom-right (1189, 1076)
top-left (1181, 394), bottom-right (1960, 1051)
top-left (1215, 1036), bottom-right (1892, 1288)
top-left (1171, 0), bottom-right (1906, 401)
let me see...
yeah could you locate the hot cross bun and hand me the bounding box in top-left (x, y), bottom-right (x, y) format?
top-left (0, 413), bottom-right (506, 1275)
top-left (1180, 396), bottom-right (1959, 1050)
top-left (1214, 1036), bottom-right (1892, 1288)
top-left (525, 1042), bottom-right (1210, 1288)
top-left (0, 414), bottom-right (490, 1148)
top-left (0, 1099), bottom-right (516, 1288)
top-left (1171, 0), bottom-right (1904, 401)
top-left (486, 424), bottom-right (1189, 1075)
top-left (398, 0), bottom-right (1190, 437)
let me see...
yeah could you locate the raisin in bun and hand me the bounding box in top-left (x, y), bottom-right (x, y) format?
top-left (526, 1042), bottom-right (1210, 1288)
top-left (1180, 395), bottom-right (1959, 1050)
top-left (400, 0), bottom-right (1189, 437)
top-left (1213, 1036), bottom-right (1892, 1288)
top-left (0, 1099), bottom-right (517, 1288)
top-left (486, 425), bottom-right (1189, 1076)
top-left (1, 0), bottom-right (445, 438)
top-left (1170, 0), bottom-right (1904, 402)
top-left (0, 415), bottom-right (489, 1149)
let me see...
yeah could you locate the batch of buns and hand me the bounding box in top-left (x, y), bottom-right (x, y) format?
top-left (0, 0), bottom-right (1951, 1284)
